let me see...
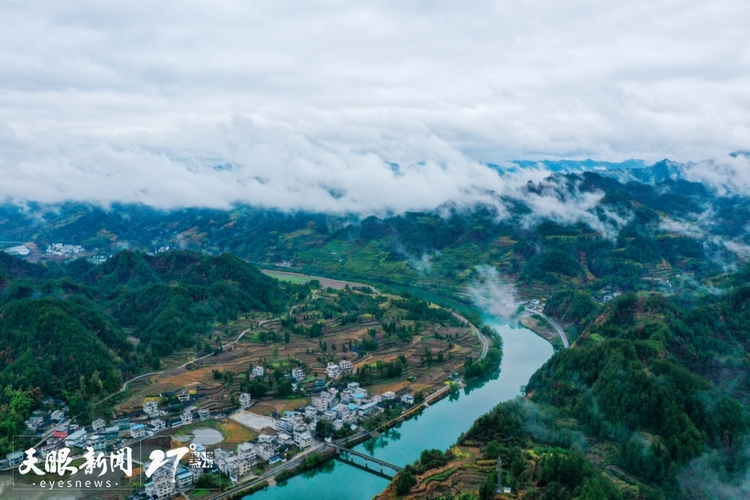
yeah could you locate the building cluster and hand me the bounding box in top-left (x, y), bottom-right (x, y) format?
top-left (140, 454), bottom-right (203, 500)
top-left (325, 359), bottom-right (353, 379)
top-left (305, 382), bottom-right (414, 432)
top-left (3, 392), bottom-right (223, 470)
top-left (46, 243), bottom-right (85, 256)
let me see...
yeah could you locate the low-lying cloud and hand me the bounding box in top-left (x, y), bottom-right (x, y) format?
top-left (468, 265), bottom-right (521, 319)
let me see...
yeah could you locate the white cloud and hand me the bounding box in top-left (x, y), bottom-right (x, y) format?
top-left (468, 266), bottom-right (521, 319)
top-left (0, 1), bottom-right (748, 213)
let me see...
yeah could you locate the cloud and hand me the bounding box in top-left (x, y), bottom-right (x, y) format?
top-left (0, 1), bottom-right (749, 215)
top-left (467, 265), bottom-right (521, 319)
top-left (678, 154), bottom-right (750, 197)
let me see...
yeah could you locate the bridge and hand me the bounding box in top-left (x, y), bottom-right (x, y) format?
top-left (325, 442), bottom-right (403, 478)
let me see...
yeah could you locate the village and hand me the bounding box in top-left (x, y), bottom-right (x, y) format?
top-left (4, 283), bottom-right (484, 499)
top-left (7, 357), bottom-right (424, 500)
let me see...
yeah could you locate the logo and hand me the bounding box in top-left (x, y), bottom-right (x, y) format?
top-left (188, 443), bottom-right (215, 469)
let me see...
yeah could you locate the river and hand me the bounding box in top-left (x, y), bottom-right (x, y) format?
top-left (245, 319), bottom-right (554, 500)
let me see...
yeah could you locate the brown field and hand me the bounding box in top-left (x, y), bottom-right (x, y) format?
top-left (115, 289), bottom-right (483, 421)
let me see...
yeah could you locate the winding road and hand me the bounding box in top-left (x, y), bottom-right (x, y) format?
top-left (526, 309), bottom-right (570, 348)
top-left (95, 318), bottom-right (277, 405)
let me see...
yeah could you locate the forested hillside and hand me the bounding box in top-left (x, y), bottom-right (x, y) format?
top-left (385, 266), bottom-right (750, 499)
top-left (2, 171), bottom-right (749, 301)
top-left (0, 250), bottom-right (295, 455)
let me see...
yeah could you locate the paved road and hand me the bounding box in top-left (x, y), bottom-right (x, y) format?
top-left (451, 312), bottom-right (489, 359)
top-left (527, 309), bottom-right (569, 348)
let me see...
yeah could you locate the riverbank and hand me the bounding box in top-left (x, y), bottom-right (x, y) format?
top-left (241, 320), bottom-right (554, 500)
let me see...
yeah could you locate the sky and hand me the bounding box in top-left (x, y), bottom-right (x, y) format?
top-left (0, 1), bottom-right (749, 211)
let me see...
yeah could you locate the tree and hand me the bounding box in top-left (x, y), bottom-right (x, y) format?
top-left (479, 472), bottom-right (497, 500)
top-left (395, 469), bottom-right (416, 495)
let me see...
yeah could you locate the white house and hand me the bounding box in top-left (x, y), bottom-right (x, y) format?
top-left (339, 360), bottom-right (354, 373)
top-left (217, 454), bottom-right (255, 483)
top-left (312, 392), bottom-right (334, 411)
top-left (252, 366), bottom-right (265, 378)
top-left (129, 424), bottom-right (146, 439)
top-left (181, 410), bottom-right (194, 424)
top-left (304, 405), bottom-right (317, 419)
top-left (178, 391), bottom-right (190, 402)
top-left (237, 442), bottom-right (256, 460)
top-left (291, 367), bottom-right (305, 381)
top-left (145, 472), bottom-right (175, 500)
top-left (150, 418), bottom-right (166, 431)
top-left (198, 408), bottom-right (211, 421)
top-left (256, 443), bottom-right (275, 461)
top-left (143, 401), bottom-right (159, 415)
top-left (65, 429), bottom-right (88, 448)
top-left (401, 394), bottom-right (415, 405)
top-left (382, 391), bottom-right (396, 401)
top-left (326, 362), bottom-right (341, 379)
top-left (239, 393), bottom-right (252, 408)
top-left (294, 432), bottom-right (312, 449)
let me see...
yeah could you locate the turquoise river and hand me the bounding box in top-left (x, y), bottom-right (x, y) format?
top-left (245, 319), bottom-right (554, 500)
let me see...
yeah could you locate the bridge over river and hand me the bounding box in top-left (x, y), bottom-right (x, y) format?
top-left (325, 442), bottom-right (403, 479)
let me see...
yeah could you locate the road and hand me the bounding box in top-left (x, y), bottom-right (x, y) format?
top-left (527, 309), bottom-right (569, 348)
top-left (96, 319), bottom-right (277, 405)
top-left (450, 311), bottom-right (489, 359)
top-left (209, 441), bottom-right (327, 500)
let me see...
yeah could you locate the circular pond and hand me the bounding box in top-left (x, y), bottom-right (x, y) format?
top-left (191, 428), bottom-right (224, 445)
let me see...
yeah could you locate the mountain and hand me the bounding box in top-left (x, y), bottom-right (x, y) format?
top-left (0, 249), bottom-right (297, 456)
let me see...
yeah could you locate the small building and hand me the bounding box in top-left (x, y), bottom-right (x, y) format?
top-left (252, 366), bottom-right (265, 378)
top-left (339, 360), bottom-right (354, 373)
top-left (181, 410), bottom-right (194, 424)
top-left (237, 442), bottom-right (256, 460)
top-left (52, 426), bottom-right (69, 440)
top-left (198, 408), bottom-right (211, 421)
top-left (291, 367), bottom-right (305, 381)
top-left (88, 434), bottom-right (107, 452)
top-left (104, 426), bottom-right (120, 440)
top-left (347, 382), bottom-right (360, 390)
top-left (276, 417), bottom-right (295, 433)
top-left (150, 418), bottom-right (167, 431)
top-left (239, 393), bottom-right (252, 408)
top-left (304, 405), bottom-right (317, 419)
top-left (294, 432), bottom-right (312, 449)
top-left (50, 410), bottom-right (65, 421)
top-left (326, 362), bottom-right (341, 379)
top-left (178, 391), bottom-right (190, 403)
top-left (382, 391), bottom-right (396, 400)
top-left (312, 393), bottom-right (333, 412)
top-left (145, 473), bottom-right (175, 500)
top-left (91, 418), bottom-right (106, 432)
top-left (322, 410), bottom-right (337, 421)
top-left (143, 401), bottom-right (159, 415)
top-left (65, 429), bottom-right (88, 448)
top-left (333, 419), bottom-right (343, 431)
top-left (401, 394), bottom-right (415, 405)
top-left (113, 418), bottom-right (131, 431)
top-left (130, 423), bottom-right (146, 439)
top-left (176, 469), bottom-right (194, 489)
top-left (6, 451), bottom-right (24, 466)
top-left (277, 433), bottom-right (294, 446)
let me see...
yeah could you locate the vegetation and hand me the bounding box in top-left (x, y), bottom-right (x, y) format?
top-left (0, 250), bottom-right (302, 454)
